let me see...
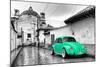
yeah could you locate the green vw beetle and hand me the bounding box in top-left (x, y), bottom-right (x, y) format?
top-left (50, 36), bottom-right (87, 58)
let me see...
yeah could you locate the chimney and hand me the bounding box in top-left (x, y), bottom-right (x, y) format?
top-left (14, 9), bottom-right (20, 16)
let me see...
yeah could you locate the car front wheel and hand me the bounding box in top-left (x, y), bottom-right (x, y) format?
top-left (62, 49), bottom-right (68, 59)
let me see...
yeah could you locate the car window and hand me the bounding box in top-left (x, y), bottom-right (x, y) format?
top-left (63, 37), bottom-right (76, 42)
top-left (55, 38), bottom-right (62, 43)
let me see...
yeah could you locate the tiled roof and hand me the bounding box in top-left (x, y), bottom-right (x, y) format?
top-left (64, 6), bottom-right (95, 24)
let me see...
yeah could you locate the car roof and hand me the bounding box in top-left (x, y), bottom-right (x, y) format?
top-left (56, 36), bottom-right (74, 39)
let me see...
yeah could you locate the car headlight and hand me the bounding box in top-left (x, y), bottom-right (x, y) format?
top-left (69, 47), bottom-right (73, 50)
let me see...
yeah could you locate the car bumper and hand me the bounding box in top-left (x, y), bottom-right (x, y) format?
top-left (67, 49), bottom-right (87, 56)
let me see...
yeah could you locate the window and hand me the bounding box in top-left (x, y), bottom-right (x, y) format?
top-left (27, 33), bottom-right (31, 38)
top-left (63, 37), bottom-right (76, 42)
top-left (55, 38), bottom-right (62, 43)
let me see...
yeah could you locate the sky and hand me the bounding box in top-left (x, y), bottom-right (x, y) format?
top-left (11, 1), bottom-right (88, 27)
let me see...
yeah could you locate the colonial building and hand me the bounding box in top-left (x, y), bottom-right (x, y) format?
top-left (11, 6), bottom-right (53, 49)
top-left (17, 6), bottom-right (40, 45)
top-left (11, 6), bottom-right (50, 64)
top-left (64, 6), bottom-right (95, 44)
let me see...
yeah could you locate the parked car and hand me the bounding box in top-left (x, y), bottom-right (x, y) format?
top-left (50, 36), bottom-right (87, 58)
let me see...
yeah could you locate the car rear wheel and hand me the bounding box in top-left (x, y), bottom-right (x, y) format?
top-left (62, 49), bottom-right (68, 59)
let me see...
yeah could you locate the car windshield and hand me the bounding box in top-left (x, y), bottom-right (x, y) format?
top-left (63, 37), bottom-right (76, 42)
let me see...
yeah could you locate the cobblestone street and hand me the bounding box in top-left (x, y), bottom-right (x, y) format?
top-left (14, 44), bottom-right (95, 67)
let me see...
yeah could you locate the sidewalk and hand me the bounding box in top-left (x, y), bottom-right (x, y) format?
top-left (11, 47), bottom-right (22, 65)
